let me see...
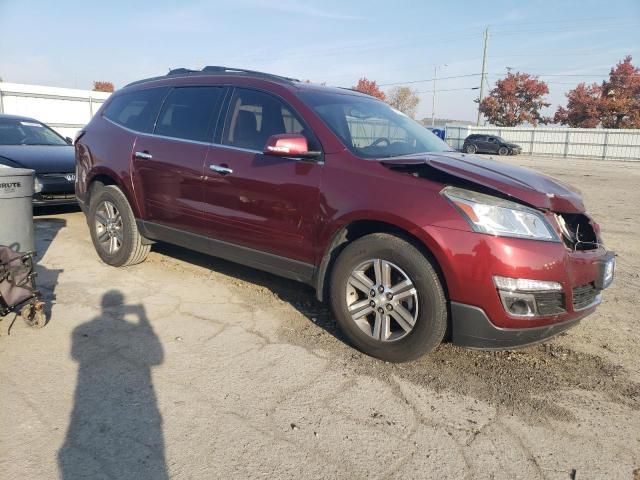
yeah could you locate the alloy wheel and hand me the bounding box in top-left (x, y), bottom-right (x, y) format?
top-left (345, 259), bottom-right (419, 342)
top-left (95, 200), bottom-right (124, 254)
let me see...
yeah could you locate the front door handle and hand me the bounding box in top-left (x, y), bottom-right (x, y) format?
top-left (209, 164), bottom-right (233, 175)
top-left (134, 151), bottom-right (153, 160)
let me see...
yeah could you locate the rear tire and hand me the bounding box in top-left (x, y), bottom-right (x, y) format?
top-left (88, 183), bottom-right (150, 267)
top-left (498, 146), bottom-right (509, 156)
top-left (329, 233), bottom-right (447, 362)
top-left (465, 144), bottom-right (477, 154)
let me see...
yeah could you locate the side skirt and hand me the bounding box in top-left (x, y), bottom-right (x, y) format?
top-left (136, 220), bottom-right (316, 286)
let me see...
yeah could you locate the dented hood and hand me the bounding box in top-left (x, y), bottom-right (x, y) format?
top-left (381, 152), bottom-right (585, 213)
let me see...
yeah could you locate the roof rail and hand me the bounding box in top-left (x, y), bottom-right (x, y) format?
top-left (125, 66), bottom-right (300, 88)
top-left (200, 66), bottom-right (299, 83)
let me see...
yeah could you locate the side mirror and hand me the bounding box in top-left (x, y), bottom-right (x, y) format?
top-left (65, 137), bottom-right (73, 145)
top-left (263, 134), bottom-right (321, 159)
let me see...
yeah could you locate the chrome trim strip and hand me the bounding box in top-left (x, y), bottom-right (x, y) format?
top-left (103, 117), bottom-right (324, 161)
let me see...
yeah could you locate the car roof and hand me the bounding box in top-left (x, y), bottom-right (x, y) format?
top-left (0, 113), bottom-right (40, 122)
top-left (122, 66), bottom-right (371, 99)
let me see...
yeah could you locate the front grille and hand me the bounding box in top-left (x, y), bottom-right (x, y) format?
top-left (40, 173), bottom-right (75, 181)
top-left (39, 193), bottom-right (75, 200)
top-left (534, 291), bottom-right (565, 315)
top-left (572, 283), bottom-right (600, 310)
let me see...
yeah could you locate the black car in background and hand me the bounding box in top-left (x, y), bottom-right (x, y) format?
top-left (0, 114), bottom-right (76, 205)
top-left (463, 134), bottom-right (522, 155)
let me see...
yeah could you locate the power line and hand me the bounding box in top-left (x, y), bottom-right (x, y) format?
top-left (379, 73), bottom-right (482, 87)
top-left (416, 86), bottom-right (480, 94)
top-left (487, 73), bottom-right (609, 77)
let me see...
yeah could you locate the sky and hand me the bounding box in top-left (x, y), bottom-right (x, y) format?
top-left (1, 0), bottom-right (639, 122)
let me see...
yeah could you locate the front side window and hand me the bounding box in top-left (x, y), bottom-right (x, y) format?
top-left (222, 88), bottom-right (320, 152)
top-left (297, 90), bottom-right (452, 159)
top-left (103, 87), bottom-right (167, 133)
top-left (154, 87), bottom-right (224, 142)
top-left (0, 118), bottom-right (67, 146)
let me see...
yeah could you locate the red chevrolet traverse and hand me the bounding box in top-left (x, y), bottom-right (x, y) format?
top-left (75, 66), bottom-right (615, 362)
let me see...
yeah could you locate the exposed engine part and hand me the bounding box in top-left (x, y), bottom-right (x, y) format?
top-left (555, 213), bottom-right (599, 250)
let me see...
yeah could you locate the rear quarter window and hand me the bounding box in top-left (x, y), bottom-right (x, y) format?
top-left (103, 87), bottom-right (167, 133)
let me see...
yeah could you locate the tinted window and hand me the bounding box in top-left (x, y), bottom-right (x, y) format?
top-left (223, 88), bottom-right (320, 151)
top-left (103, 87), bottom-right (167, 132)
top-left (297, 91), bottom-right (451, 158)
top-left (155, 87), bottom-right (224, 142)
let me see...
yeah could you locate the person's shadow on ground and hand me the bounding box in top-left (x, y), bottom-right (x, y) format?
top-left (57, 290), bottom-right (168, 480)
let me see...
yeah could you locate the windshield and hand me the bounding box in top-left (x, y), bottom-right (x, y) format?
top-left (297, 90), bottom-right (453, 159)
top-left (0, 118), bottom-right (68, 146)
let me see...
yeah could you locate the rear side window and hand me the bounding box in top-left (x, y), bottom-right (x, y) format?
top-left (222, 88), bottom-right (320, 151)
top-left (154, 87), bottom-right (224, 142)
top-left (103, 87), bottom-right (167, 133)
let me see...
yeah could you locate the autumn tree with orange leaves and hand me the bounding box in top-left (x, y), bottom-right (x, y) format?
top-left (479, 72), bottom-right (550, 126)
top-left (93, 81), bottom-right (114, 92)
top-left (599, 56), bottom-right (640, 128)
top-left (352, 77), bottom-right (386, 101)
top-left (555, 56), bottom-right (640, 129)
top-left (553, 83), bottom-right (602, 128)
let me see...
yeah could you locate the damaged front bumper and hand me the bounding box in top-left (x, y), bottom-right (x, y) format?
top-left (421, 224), bottom-right (615, 350)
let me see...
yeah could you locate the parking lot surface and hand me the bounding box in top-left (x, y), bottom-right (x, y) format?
top-left (1, 155), bottom-right (639, 479)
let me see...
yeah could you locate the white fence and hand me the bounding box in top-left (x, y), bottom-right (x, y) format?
top-left (0, 82), bottom-right (111, 139)
top-left (445, 125), bottom-right (640, 161)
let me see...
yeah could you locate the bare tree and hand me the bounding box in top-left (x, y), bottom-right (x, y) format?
top-left (387, 87), bottom-right (420, 118)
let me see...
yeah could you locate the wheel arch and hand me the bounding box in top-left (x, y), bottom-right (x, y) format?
top-left (314, 219), bottom-right (450, 303)
top-left (86, 168), bottom-right (140, 217)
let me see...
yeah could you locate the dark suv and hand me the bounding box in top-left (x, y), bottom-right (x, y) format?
top-left (463, 134), bottom-right (521, 155)
top-left (75, 66), bottom-right (614, 362)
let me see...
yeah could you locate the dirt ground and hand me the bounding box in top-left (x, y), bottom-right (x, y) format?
top-left (1, 155), bottom-right (639, 479)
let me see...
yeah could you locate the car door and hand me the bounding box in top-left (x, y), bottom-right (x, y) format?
top-left (132, 86), bottom-right (225, 236)
top-left (202, 87), bottom-right (323, 265)
top-left (486, 136), bottom-right (500, 154)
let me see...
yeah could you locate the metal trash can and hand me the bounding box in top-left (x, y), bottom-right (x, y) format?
top-left (0, 168), bottom-right (35, 253)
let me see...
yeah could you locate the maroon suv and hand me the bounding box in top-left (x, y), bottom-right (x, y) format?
top-left (75, 66), bottom-right (615, 362)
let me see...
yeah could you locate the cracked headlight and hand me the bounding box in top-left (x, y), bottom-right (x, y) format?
top-left (442, 186), bottom-right (559, 241)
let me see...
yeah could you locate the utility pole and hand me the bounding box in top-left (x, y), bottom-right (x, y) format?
top-left (476, 26), bottom-right (489, 126)
top-left (431, 64), bottom-right (447, 126)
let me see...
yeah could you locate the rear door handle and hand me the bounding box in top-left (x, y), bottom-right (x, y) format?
top-left (209, 164), bottom-right (233, 175)
top-left (134, 151), bottom-right (153, 160)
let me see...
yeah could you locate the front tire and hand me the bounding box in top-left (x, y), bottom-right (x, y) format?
top-left (329, 233), bottom-right (447, 362)
top-left (88, 183), bottom-right (151, 267)
top-left (498, 146), bottom-right (509, 156)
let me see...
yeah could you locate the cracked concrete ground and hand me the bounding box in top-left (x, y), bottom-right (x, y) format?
top-left (1, 155), bottom-right (639, 479)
